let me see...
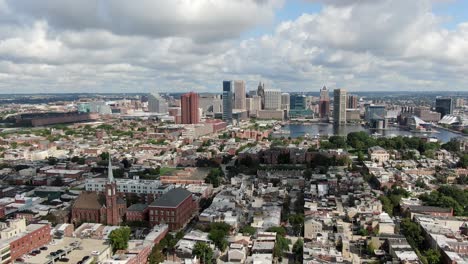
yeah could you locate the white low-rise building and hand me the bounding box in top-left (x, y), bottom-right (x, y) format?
top-left (85, 177), bottom-right (174, 195)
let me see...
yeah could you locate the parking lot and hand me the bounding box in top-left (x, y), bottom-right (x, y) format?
top-left (20, 237), bottom-right (111, 264)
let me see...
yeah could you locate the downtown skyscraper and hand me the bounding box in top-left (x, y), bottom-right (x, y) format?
top-left (233, 80), bottom-right (246, 110)
top-left (222, 81), bottom-right (233, 123)
top-left (264, 89), bottom-right (282, 110)
top-left (333, 88), bottom-right (347, 125)
top-left (148, 93), bottom-right (168, 114)
top-left (257, 82), bottom-right (265, 109)
top-left (319, 86), bottom-right (330, 118)
top-left (347, 94), bottom-right (358, 109)
top-left (181, 92), bottom-right (199, 124)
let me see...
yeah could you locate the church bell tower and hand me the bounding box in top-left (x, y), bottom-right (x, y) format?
top-left (105, 157), bottom-right (120, 225)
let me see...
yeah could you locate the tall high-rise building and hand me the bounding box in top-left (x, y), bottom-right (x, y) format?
top-left (148, 93), bottom-right (168, 113)
top-left (319, 86), bottom-right (330, 118)
top-left (290, 95), bottom-right (306, 110)
top-left (246, 95), bottom-right (262, 117)
top-left (333, 89), bottom-right (347, 125)
top-left (257, 82), bottom-right (265, 109)
top-left (455, 98), bottom-right (465, 108)
top-left (281, 93), bottom-right (290, 111)
top-left (181, 92), bottom-right (199, 124)
top-left (233, 80), bottom-right (246, 110)
top-left (289, 94), bottom-right (310, 118)
top-left (264, 89), bottom-right (282, 110)
top-left (199, 94), bottom-right (223, 116)
top-left (222, 81), bottom-right (233, 123)
top-left (435, 98), bottom-right (454, 117)
top-left (347, 94), bottom-right (358, 109)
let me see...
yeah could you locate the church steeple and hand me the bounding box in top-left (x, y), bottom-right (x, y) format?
top-left (108, 156), bottom-right (114, 183)
top-left (105, 154), bottom-right (120, 225)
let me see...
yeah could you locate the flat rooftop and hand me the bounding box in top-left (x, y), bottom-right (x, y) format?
top-left (24, 237), bottom-right (110, 264)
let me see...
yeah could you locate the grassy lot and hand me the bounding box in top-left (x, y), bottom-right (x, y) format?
top-left (160, 167), bottom-right (180, 176)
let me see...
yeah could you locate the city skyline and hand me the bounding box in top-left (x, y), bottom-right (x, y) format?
top-left (0, 0), bottom-right (468, 94)
top-left (0, 3), bottom-right (467, 264)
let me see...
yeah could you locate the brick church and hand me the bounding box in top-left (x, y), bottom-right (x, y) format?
top-left (71, 158), bottom-right (126, 225)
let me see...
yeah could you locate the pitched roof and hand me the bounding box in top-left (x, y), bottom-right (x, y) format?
top-left (117, 196), bottom-right (126, 204)
top-left (127, 203), bottom-right (148, 212)
top-left (73, 192), bottom-right (105, 210)
top-left (150, 188), bottom-right (192, 208)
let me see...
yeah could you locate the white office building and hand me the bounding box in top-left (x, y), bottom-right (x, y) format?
top-left (148, 93), bottom-right (168, 114)
top-left (264, 89), bottom-right (282, 110)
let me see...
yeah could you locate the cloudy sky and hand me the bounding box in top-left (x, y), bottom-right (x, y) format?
top-left (0, 0), bottom-right (467, 94)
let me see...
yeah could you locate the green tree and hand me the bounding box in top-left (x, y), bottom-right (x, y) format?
top-left (415, 178), bottom-right (427, 189)
top-left (192, 242), bottom-right (213, 264)
top-left (160, 233), bottom-right (178, 253)
top-left (266, 226), bottom-right (287, 236)
top-left (176, 231), bottom-right (185, 240)
top-left (357, 151), bottom-right (365, 162)
top-left (273, 234), bottom-right (291, 260)
top-left (458, 154), bottom-right (468, 168)
top-left (10, 142), bottom-right (18, 149)
top-left (239, 225), bottom-right (256, 236)
top-left (148, 245), bottom-right (165, 264)
top-left (288, 214), bottom-right (304, 236)
top-left (51, 176), bottom-right (64, 186)
top-left (303, 169), bottom-right (312, 180)
top-left (281, 196), bottom-right (291, 222)
top-left (108, 227), bottom-right (131, 252)
top-left (48, 156), bottom-right (58, 165)
top-left (358, 228), bottom-right (369, 236)
top-left (424, 249), bottom-right (441, 264)
top-left (205, 168), bottom-right (224, 187)
top-left (420, 185), bottom-right (468, 216)
top-left (292, 239), bottom-right (303, 264)
top-left (207, 222), bottom-right (230, 251)
top-left (208, 229), bottom-right (228, 251)
top-left (400, 218), bottom-right (424, 248)
top-left (100, 152), bottom-right (110, 161)
top-left (379, 196), bottom-right (394, 216)
top-left (441, 140), bottom-right (459, 152)
top-left (329, 136), bottom-right (347, 148)
top-left (294, 193), bottom-right (305, 214)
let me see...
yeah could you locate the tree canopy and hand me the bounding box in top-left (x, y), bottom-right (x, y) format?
top-left (192, 242), bottom-right (213, 264)
top-left (239, 225), bottom-right (256, 236)
top-left (108, 227), bottom-right (131, 252)
top-left (419, 185), bottom-right (468, 216)
top-left (205, 168), bottom-right (224, 187)
top-left (292, 239), bottom-right (304, 264)
top-left (207, 222), bottom-right (231, 251)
